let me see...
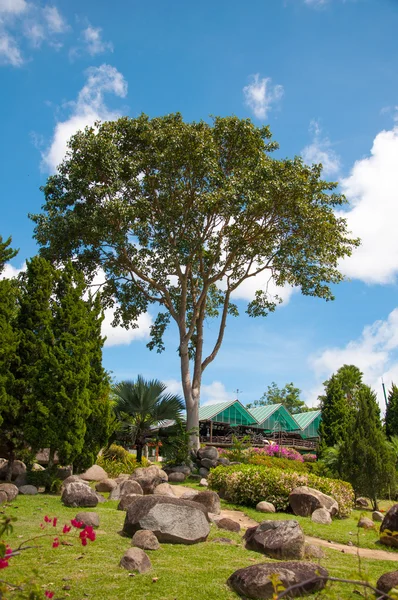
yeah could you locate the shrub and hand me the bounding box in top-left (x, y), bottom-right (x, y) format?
top-left (159, 418), bottom-right (195, 467)
top-left (255, 445), bottom-right (304, 462)
top-left (27, 468), bottom-right (63, 493)
top-left (96, 444), bottom-right (150, 477)
top-left (208, 463), bottom-right (354, 517)
top-left (303, 454), bottom-right (317, 462)
top-left (248, 453), bottom-right (308, 473)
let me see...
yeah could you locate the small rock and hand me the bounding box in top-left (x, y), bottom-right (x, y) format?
top-left (132, 530), bottom-right (160, 551)
top-left (167, 472), bottom-right (186, 483)
top-left (199, 478), bottom-right (208, 487)
top-left (215, 517), bottom-right (240, 533)
top-left (356, 497), bottom-right (369, 508)
top-left (199, 468), bottom-right (209, 478)
top-left (304, 543), bottom-right (326, 560)
top-left (376, 570), bottom-right (398, 597)
top-left (244, 520), bottom-right (305, 560)
top-left (201, 458), bottom-right (218, 470)
top-left (153, 483), bottom-right (176, 497)
top-left (311, 508), bottom-right (332, 525)
top-left (357, 516), bottom-right (374, 529)
top-left (190, 491), bottom-right (220, 515)
top-left (197, 446), bottom-right (219, 461)
top-left (18, 485), bottom-right (38, 496)
top-left (118, 494), bottom-right (142, 511)
top-left (380, 504), bottom-right (398, 548)
top-left (95, 479), bottom-right (117, 493)
top-left (119, 548), bottom-right (152, 573)
top-left (256, 501), bottom-right (276, 514)
top-left (75, 512), bottom-right (99, 528)
top-left (61, 482), bottom-right (98, 508)
top-left (120, 480), bottom-right (144, 497)
top-left (79, 465), bottom-right (108, 482)
top-left (372, 511), bottom-right (384, 522)
top-left (168, 466), bottom-right (191, 476)
top-left (62, 476), bottom-right (90, 488)
top-left (0, 491), bottom-right (8, 504)
top-left (0, 483), bottom-right (19, 501)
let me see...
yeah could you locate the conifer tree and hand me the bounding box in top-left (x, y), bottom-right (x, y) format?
top-left (318, 375), bottom-right (351, 458)
top-left (385, 383), bottom-right (398, 439)
top-left (341, 385), bottom-right (395, 510)
top-left (0, 236), bottom-right (21, 481)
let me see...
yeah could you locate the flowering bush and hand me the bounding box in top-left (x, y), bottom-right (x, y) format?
top-left (303, 454), bottom-right (317, 462)
top-left (0, 512), bottom-right (96, 598)
top-left (251, 445), bottom-right (304, 462)
top-left (248, 453), bottom-right (308, 473)
top-left (208, 463), bottom-right (354, 517)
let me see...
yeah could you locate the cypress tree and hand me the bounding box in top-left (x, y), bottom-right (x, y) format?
top-left (341, 385), bottom-right (395, 510)
top-left (318, 375), bottom-right (350, 457)
top-left (385, 383), bottom-right (398, 439)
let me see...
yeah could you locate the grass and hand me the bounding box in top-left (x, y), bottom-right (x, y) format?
top-left (2, 493), bottom-right (398, 599)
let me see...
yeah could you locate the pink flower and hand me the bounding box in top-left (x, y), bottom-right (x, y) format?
top-left (5, 546), bottom-right (12, 557)
top-left (44, 515), bottom-right (52, 523)
top-left (45, 592), bottom-right (54, 598)
top-left (71, 519), bottom-right (84, 529)
top-left (84, 526), bottom-right (96, 542)
top-left (52, 537), bottom-right (59, 548)
top-left (81, 537), bottom-right (87, 546)
top-left (53, 517), bottom-right (58, 527)
top-left (63, 524), bottom-right (71, 534)
top-left (0, 559), bottom-right (9, 569)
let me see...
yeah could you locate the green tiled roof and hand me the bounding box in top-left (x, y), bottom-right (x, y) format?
top-left (248, 404), bottom-right (281, 423)
top-left (198, 401), bottom-right (237, 421)
top-left (294, 410), bottom-right (322, 429)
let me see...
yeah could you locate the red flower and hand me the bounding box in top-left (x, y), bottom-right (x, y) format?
top-left (0, 559), bottom-right (9, 569)
top-left (44, 515), bottom-right (52, 524)
top-left (52, 537), bottom-right (59, 548)
top-left (5, 546), bottom-right (12, 556)
top-left (45, 592), bottom-right (54, 598)
top-left (71, 519), bottom-right (84, 529)
top-left (84, 526), bottom-right (96, 542)
top-left (53, 517), bottom-right (58, 527)
top-left (63, 524), bottom-right (71, 534)
top-left (81, 537), bottom-right (87, 547)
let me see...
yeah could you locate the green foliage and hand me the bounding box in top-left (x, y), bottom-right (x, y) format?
top-left (112, 375), bottom-right (184, 461)
top-left (159, 418), bottom-right (196, 466)
top-left (341, 385), bottom-right (396, 510)
top-left (0, 235), bottom-right (18, 273)
top-left (247, 381), bottom-right (308, 414)
top-left (26, 468), bottom-right (63, 494)
top-left (97, 444), bottom-right (150, 476)
top-left (222, 435), bottom-right (252, 462)
top-left (385, 383), bottom-right (398, 440)
top-left (247, 452), bottom-right (309, 473)
top-left (208, 463), bottom-right (354, 517)
top-left (31, 113), bottom-right (359, 435)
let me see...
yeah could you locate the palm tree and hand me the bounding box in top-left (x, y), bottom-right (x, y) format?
top-left (112, 376), bottom-right (185, 462)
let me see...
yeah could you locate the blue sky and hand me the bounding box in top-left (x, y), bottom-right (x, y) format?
top-left (2, 0), bottom-right (398, 409)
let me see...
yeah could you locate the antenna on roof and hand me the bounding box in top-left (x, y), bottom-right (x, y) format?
top-left (235, 389), bottom-right (243, 400)
top-left (382, 377), bottom-right (388, 408)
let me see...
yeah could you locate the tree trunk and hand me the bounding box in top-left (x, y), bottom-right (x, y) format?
top-left (186, 396), bottom-right (200, 450)
top-left (47, 447), bottom-right (55, 471)
top-left (5, 449), bottom-right (15, 483)
top-left (180, 343), bottom-right (201, 450)
top-left (136, 443), bottom-right (143, 463)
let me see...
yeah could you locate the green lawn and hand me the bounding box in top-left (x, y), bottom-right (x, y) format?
top-left (1, 494), bottom-right (397, 599)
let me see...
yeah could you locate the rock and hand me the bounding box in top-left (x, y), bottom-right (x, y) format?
top-left (228, 561), bottom-right (328, 599)
top-left (289, 486), bottom-right (339, 517)
top-left (0, 491), bottom-right (7, 504)
top-left (132, 530), bottom-right (160, 551)
top-left (109, 485), bottom-right (122, 500)
top-left (200, 458), bottom-right (218, 470)
top-left (120, 480), bottom-right (144, 497)
top-left (75, 512), bottom-right (100, 528)
top-left (256, 501), bottom-right (276, 513)
top-left (153, 483), bottom-right (176, 497)
top-left (199, 468), bottom-right (209, 478)
top-left (129, 466), bottom-right (168, 494)
top-left (168, 466), bottom-right (191, 476)
top-left (372, 511), bottom-right (384, 522)
top-left (215, 517), bottom-right (240, 533)
top-left (61, 482), bottom-right (98, 508)
top-left (191, 491), bottom-right (220, 515)
top-left (197, 446), bottom-right (219, 461)
top-left (217, 457), bottom-right (230, 466)
top-left (95, 492), bottom-right (107, 503)
top-left (115, 474), bottom-right (130, 484)
top-left (0, 460), bottom-right (26, 480)
top-left (356, 497), bottom-right (369, 508)
top-left (244, 520), bottom-right (305, 560)
top-left (167, 472), bottom-right (186, 483)
top-left (56, 466), bottom-right (73, 480)
top-left (32, 463), bottom-right (45, 471)
top-left (95, 479), bottom-right (118, 493)
top-left (304, 544), bottom-right (326, 560)
top-left (18, 485), bottom-right (38, 495)
top-left (199, 478), bottom-right (208, 487)
top-left (79, 465), bottom-right (108, 482)
top-left (62, 476), bottom-right (90, 488)
top-left (311, 508), bottom-right (332, 525)
top-left (380, 504), bottom-right (398, 547)
top-left (119, 547), bottom-right (152, 573)
top-left (122, 496), bottom-right (210, 544)
top-left (358, 516), bottom-right (374, 529)
top-left (180, 489), bottom-right (197, 499)
top-left (14, 474), bottom-right (28, 488)
top-left (376, 571), bottom-right (398, 597)
top-left (0, 483), bottom-right (19, 501)
top-left (118, 494), bottom-right (142, 511)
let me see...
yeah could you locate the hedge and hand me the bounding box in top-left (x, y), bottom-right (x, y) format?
top-left (208, 463), bottom-right (354, 517)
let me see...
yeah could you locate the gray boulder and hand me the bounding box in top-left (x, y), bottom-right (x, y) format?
top-left (75, 512), bottom-right (100, 528)
top-left (122, 496), bottom-right (210, 544)
top-left (215, 517), bottom-right (240, 533)
top-left (376, 571), bottom-right (398, 597)
top-left (79, 465), bottom-right (108, 482)
top-left (61, 482), bottom-right (98, 508)
top-left (289, 486), bottom-right (339, 517)
top-left (167, 466), bottom-right (191, 476)
top-left (120, 480), bottom-right (143, 497)
top-left (372, 511), bottom-right (384, 522)
top-left (95, 479), bottom-right (118, 493)
top-left (153, 483), bottom-right (176, 497)
top-left (56, 466), bottom-right (73, 480)
top-left (129, 466), bottom-right (168, 494)
top-left (0, 460), bottom-right (26, 481)
top-left (228, 561), bottom-right (328, 599)
top-left (358, 516), bottom-right (374, 529)
top-left (118, 494), bottom-right (142, 511)
top-left (132, 529), bottom-right (160, 551)
top-left (0, 483), bottom-right (19, 501)
top-left (217, 457), bottom-right (230, 466)
top-left (256, 501), bottom-right (276, 513)
top-left (62, 475), bottom-right (90, 488)
top-left (311, 508), bottom-right (332, 525)
top-left (380, 504), bottom-right (398, 548)
top-left (197, 446), bottom-right (219, 461)
top-left (190, 491), bottom-right (221, 515)
top-left (201, 458), bottom-right (218, 470)
top-left (0, 491), bottom-right (7, 504)
top-left (199, 467), bottom-right (209, 478)
top-left (244, 520), bottom-right (305, 560)
top-left (119, 548), bottom-right (152, 573)
top-left (168, 472), bottom-right (186, 483)
top-left (356, 497), bottom-right (369, 508)
top-left (304, 544), bottom-right (326, 560)
top-left (18, 485), bottom-right (38, 496)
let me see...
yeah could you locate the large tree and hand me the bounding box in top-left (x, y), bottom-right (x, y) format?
top-left (31, 113), bottom-right (359, 446)
top-left (385, 383), bottom-right (398, 439)
top-left (246, 381), bottom-right (308, 414)
top-left (318, 375), bottom-right (352, 456)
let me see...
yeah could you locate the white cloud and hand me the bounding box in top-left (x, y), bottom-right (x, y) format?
top-left (338, 124), bottom-right (398, 284)
top-left (301, 120), bottom-right (340, 176)
top-left (163, 379), bottom-right (235, 406)
top-left (82, 25), bottom-right (113, 56)
top-left (0, 30), bottom-right (23, 65)
top-left (243, 74), bottom-right (284, 120)
top-left (310, 307), bottom-right (398, 408)
top-left (0, 261), bottom-right (25, 279)
top-left (304, 0), bottom-right (329, 6)
top-left (0, 0), bottom-right (28, 15)
top-left (42, 64), bottom-right (128, 172)
top-left (230, 272), bottom-right (295, 306)
top-left (103, 310), bottom-right (152, 347)
top-left (43, 5), bottom-right (68, 34)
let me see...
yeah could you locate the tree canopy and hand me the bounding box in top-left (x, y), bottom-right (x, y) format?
top-left (246, 381), bottom-right (308, 414)
top-left (31, 113), bottom-right (359, 444)
top-left (385, 383), bottom-right (398, 439)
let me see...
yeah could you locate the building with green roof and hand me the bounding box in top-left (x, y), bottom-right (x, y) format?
top-left (248, 404), bottom-right (301, 435)
top-left (294, 410), bottom-right (322, 440)
top-left (198, 400), bottom-right (258, 427)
